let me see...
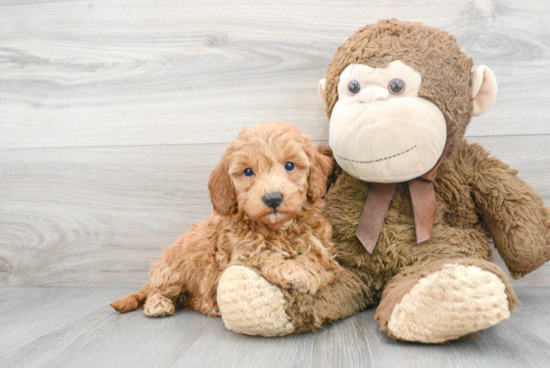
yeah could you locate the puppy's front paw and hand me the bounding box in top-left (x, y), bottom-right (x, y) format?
top-left (143, 293), bottom-right (175, 317)
top-left (277, 266), bottom-right (314, 293)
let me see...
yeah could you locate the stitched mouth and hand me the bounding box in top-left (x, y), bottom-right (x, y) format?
top-left (337, 145), bottom-right (417, 164)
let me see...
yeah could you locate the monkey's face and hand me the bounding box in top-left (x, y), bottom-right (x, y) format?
top-left (324, 60), bottom-right (446, 183)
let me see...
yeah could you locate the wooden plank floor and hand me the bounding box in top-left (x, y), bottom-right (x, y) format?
top-left (0, 287), bottom-right (549, 368)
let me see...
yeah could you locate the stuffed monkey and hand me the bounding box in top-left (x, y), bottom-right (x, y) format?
top-left (216, 19), bottom-right (550, 343)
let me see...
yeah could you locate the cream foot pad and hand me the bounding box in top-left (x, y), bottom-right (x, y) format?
top-left (143, 293), bottom-right (175, 317)
top-left (388, 264), bottom-right (511, 343)
top-left (217, 265), bottom-right (295, 336)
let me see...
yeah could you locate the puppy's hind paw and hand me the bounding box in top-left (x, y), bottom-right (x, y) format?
top-left (143, 293), bottom-right (175, 317)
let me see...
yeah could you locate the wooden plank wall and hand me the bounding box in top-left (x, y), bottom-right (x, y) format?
top-left (1, 0), bottom-right (549, 287)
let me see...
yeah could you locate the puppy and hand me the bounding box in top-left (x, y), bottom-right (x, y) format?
top-left (110, 121), bottom-right (340, 318)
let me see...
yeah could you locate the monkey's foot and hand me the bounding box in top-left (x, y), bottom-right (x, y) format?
top-left (143, 293), bottom-right (175, 317)
top-left (387, 264), bottom-right (511, 343)
top-left (217, 265), bottom-right (295, 336)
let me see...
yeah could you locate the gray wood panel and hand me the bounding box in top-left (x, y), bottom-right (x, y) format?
top-left (0, 286), bottom-right (549, 368)
top-left (1, 135), bottom-right (549, 287)
top-left (1, 0), bottom-right (550, 150)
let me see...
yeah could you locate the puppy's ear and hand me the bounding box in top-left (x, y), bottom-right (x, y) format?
top-left (208, 157), bottom-right (238, 216)
top-left (306, 140), bottom-right (334, 201)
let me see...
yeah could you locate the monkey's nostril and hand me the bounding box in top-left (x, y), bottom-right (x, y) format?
top-left (263, 192), bottom-right (283, 209)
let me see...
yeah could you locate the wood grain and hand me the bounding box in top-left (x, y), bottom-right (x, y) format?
top-left (0, 135), bottom-right (549, 287)
top-left (1, 0), bottom-right (550, 150)
top-left (0, 286), bottom-right (549, 368)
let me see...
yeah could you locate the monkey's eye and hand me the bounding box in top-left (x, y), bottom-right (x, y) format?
top-left (284, 162), bottom-right (295, 172)
top-left (243, 168), bottom-right (254, 177)
top-left (389, 79), bottom-right (405, 95)
top-left (348, 80), bottom-right (361, 95)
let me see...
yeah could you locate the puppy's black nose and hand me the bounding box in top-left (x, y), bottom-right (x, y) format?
top-left (263, 192), bottom-right (283, 209)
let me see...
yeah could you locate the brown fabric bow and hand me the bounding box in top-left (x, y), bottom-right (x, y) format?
top-left (355, 159), bottom-right (442, 254)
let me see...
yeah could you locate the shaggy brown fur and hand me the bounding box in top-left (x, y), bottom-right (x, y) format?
top-left (109, 121), bottom-right (341, 317)
top-left (266, 19), bottom-right (550, 340)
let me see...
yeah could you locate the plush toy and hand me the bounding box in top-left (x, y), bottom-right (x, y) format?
top-left (215, 19), bottom-right (550, 343)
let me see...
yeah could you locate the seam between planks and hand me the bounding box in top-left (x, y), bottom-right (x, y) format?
top-left (0, 303), bottom-right (109, 359)
top-left (0, 133), bottom-right (548, 152)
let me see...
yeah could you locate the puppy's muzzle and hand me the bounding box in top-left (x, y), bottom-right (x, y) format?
top-left (263, 192), bottom-right (283, 209)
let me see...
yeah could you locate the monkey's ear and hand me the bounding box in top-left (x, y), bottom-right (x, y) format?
top-left (318, 79), bottom-right (327, 109)
top-left (471, 65), bottom-right (498, 117)
top-left (208, 159), bottom-right (238, 216)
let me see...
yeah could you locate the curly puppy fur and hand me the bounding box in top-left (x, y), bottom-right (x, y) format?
top-left (110, 121), bottom-right (340, 317)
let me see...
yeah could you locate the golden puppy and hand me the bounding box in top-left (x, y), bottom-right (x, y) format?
top-left (110, 121), bottom-right (340, 318)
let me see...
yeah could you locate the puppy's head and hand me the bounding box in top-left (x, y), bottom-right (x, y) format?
top-left (208, 121), bottom-right (333, 226)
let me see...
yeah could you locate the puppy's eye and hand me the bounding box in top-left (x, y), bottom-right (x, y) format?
top-left (284, 162), bottom-right (295, 171)
top-left (243, 168), bottom-right (254, 177)
top-left (389, 78), bottom-right (405, 95)
top-left (348, 80), bottom-right (361, 95)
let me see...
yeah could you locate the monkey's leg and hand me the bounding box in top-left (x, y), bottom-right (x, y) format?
top-left (375, 258), bottom-right (518, 343)
top-left (217, 265), bottom-right (372, 336)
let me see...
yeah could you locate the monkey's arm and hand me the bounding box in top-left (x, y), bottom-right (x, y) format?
top-left (467, 143), bottom-right (550, 279)
top-left (317, 145), bottom-right (342, 193)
